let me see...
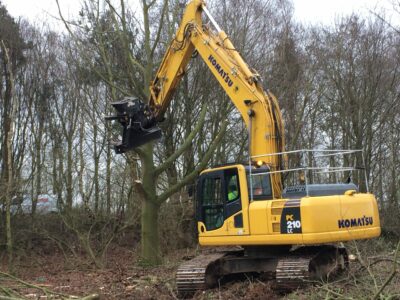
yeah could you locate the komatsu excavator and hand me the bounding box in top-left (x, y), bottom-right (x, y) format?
top-left (107, 0), bottom-right (381, 293)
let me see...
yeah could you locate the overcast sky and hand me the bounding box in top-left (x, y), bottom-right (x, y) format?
top-left (1, 0), bottom-right (397, 27)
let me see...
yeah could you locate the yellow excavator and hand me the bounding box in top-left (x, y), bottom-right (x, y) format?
top-left (107, 0), bottom-right (381, 293)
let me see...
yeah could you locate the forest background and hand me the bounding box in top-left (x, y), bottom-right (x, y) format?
top-left (0, 0), bottom-right (399, 298)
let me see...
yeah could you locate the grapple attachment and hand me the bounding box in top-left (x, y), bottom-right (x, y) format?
top-left (106, 97), bottom-right (162, 154)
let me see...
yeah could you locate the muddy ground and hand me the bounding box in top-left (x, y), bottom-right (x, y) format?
top-left (1, 239), bottom-right (399, 299)
top-left (0, 245), bottom-right (294, 299)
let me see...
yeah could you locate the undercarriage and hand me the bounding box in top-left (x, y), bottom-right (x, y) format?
top-left (176, 244), bottom-right (348, 295)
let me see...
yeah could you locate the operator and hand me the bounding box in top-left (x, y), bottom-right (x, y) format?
top-left (228, 184), bottom-right (238, 201)
top-left (253, 182), bottom-right (263, 195)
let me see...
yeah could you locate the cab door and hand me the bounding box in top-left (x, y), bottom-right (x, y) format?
top-left (196, 170), bottom-right (225, 232)
top-left (196, 166), bottom-right (248, 236)
top-left (224, 168), bottom-right (245, 235)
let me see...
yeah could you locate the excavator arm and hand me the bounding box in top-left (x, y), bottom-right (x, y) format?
top-left (149, 0), bottom-right (285, 159)
top-left (107, 2), bottom-right (381, 292)
top-left (109, 0), bottom-right (285, 197)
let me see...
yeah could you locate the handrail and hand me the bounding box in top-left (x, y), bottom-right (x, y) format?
top-left (250, 149), bottom-right (363, 160)
top-left (253, 166), bottom-right (360, 176)
top-left (247, 149), bottom-right (369, 199)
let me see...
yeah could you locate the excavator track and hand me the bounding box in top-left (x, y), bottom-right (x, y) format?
top-left (176, 245), bottom-right (349, 295)
top-left (176, 252), bottom-right (226, 295)
top-left (275, 245), bottom-right (349, 291)
top-left (275, 256), bottom-right (312, 291)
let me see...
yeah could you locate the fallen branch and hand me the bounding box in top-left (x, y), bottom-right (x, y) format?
top-left (355, 258), bottom-right (400, 272)
top-left (350, 241), bottom-right (379, 294)
top-left (77, 294), bottom-right (100, 300)
top-left (0, 271), bottom-right (99, 300)
top-left (0, 296), bottom-right (24, 300)
top-left (372, 241), bottom-right (400, 300)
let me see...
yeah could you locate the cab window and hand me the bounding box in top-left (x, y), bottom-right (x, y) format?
top-left (224, 168), bottom-right (242, 222)
top-left (201, 177), bottom-right (224, 230)
top-left (247, 173), bottom-right (272, 200)
top-left (226, 172), bottom-right (239, 202)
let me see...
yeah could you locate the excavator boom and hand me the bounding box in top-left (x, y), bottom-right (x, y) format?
top-left (108, 0), bottom-right (285, 197)
top-left (107, 0), bottom-right (381, 295)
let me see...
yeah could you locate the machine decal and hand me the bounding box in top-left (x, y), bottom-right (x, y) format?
top-left (338, 216), bottom-right (373, 228)
top-left (208, 55), bottom-right (234, 87)
top-left (280, 200), bottom-right (302, 234)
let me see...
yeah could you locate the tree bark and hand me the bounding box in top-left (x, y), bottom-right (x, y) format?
top-left (66, 138), bottom-right (73, 210)
top-left (93, 122), bottom-right (99, 213)
top-left (140, 198), bottom-right (161, 265)
top-left (1, 40), bottom-right (16, 268)
top-left (106, 123), bottom-right (112, 214)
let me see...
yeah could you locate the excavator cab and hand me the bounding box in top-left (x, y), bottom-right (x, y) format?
top-left (195, 164), bottom-right (274, 237)
top-left (106, 97), bottom-right (162, 153)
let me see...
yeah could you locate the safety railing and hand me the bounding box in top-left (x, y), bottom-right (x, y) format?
top-left (248, 149), bottom-right (369, 198)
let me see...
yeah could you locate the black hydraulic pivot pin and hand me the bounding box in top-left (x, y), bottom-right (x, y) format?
top-left (105, 97), bottom-right (162, 154)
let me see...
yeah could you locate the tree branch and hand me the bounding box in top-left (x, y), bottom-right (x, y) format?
top-left (156, 118), bottom-right (228, 204)
top-left (150, 0), bottom-right (169, 58)
top-left (154, 104), bottom-right (207, 177)
top-left (0, 270), bottom-right (95, 299)
top-left (55, 0), bottom-right (77, 36)
top-left (369, 9), bottom-right (400, 35)
top-left (373, 241), bottom-right (400, 300)
top-left (106, 0), bottom-right (146, 91)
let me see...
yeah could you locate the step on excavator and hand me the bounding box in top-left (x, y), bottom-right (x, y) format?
top-left (106, 0), bottom-right (381, 294)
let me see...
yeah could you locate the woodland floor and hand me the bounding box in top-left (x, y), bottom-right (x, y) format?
top-left (0, 238), bottom-right (399, 300)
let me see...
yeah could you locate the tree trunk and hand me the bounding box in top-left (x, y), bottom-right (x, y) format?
top-left (1, 41), bottom-right (16, 269)
top-left (93, 123), bottom-right (99, 213)
top-left (137, 143), bottom-right (160, 265)
top-left (106, 125), bottom-right (112, 214)
top-left (5, 115), bottom-right (13, 268)
top-left (66, 138), bottom-right (73, 210)
top-left (140, 198), bottom-right (160, 265)
top-left (33, 122), bottom-right (43, 217)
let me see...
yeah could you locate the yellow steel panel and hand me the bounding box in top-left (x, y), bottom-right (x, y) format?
top-left (199, 191), bottom-right (380, 246)
top-left (248, 200), bottom-right (270, 235)
top-left (199, 227), bottom-right (380, 246)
